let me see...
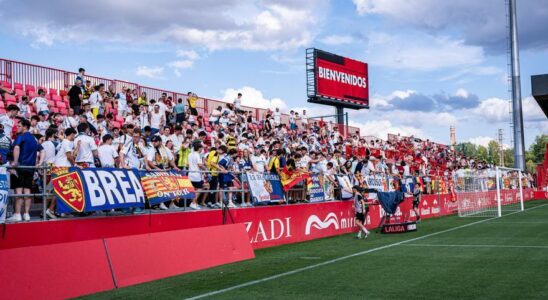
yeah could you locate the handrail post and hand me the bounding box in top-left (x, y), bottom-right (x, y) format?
top-left (42, 163), bottom-right (48, 221)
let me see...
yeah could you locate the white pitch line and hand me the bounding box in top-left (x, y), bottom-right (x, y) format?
top-left (403, 244), bottom-right (548, 249)
top-left (185, 203), bottom-right (548, 300)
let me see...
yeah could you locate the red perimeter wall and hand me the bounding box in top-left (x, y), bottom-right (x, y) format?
top-left (1, 189), bottom-right (536, 250)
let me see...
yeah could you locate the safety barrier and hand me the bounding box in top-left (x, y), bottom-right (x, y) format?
top-left (2, 163), bottom-right (483, 222)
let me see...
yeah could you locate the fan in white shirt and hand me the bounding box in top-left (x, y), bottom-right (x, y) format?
top-left (31, 91), bottom-right (49, 114)
top-left (98, 134), bottom-right (119, 168)
top-left (54, 128), bottom-right (79, 167)
top-left (41, 129), bottom-right (58, 165)
top-left (74, 123), bottom-right (98, 167)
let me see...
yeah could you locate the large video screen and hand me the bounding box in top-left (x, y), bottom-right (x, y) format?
top-left (307, 49), bottom-right (369, 109)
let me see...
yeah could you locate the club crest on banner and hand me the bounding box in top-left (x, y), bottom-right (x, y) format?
top-left (52, 172), bottom-right (85, 212)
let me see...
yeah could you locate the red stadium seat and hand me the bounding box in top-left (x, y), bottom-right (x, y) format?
top-left (3, 94), bottom-right (16, 102)
top-left (51, 107), bottom-right (59, 113)
top-left (25, 84), bottom-right (36, 92)
top-left (45, 93), bottom-right (52, 100)
top-left (56, 101), bottom-right (66, 109)
top-left (115, 116), bottom-right (124, 123)
top-left (49, 88), bottom-right (58, 96)
top-left (47, 100), bottom-right (55, 107)
top-left (6, 100), bottom-right (17, 107)
top-left (28, 91), bottom-right (36, 98)
top-left (59, 90), bottom-right (68, 97)
top-left (63, 95), bottom-right (69, 103)
top-left (52, 95), bottom-right (62, 102)
top-left (0, 108), bottom-right (5, 115)
top-left (14, 89), bottom-right (25, 97)
top-left (0, 101), bottom-right (4, 109)
top-left (59, 108), bottom-right (68, 115)
top-left (13, 82), bottom-right (23, 90)
top-left (0, 81), bottom-right (10, 89)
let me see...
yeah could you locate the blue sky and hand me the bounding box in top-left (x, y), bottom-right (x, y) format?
top-left (0, 0), bottom-right (546, 148)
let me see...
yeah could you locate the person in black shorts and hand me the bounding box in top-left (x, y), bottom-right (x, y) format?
top-left (412, 182), bottom-right (422, 222)
top-left (352, 185), bottom-right (370, 239)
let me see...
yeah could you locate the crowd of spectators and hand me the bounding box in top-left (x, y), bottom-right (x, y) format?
top-left (0, 67), bottom-right (536, 222)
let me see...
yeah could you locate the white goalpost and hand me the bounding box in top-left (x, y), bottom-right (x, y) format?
top-left (456, 167), bottom-right (524, 218)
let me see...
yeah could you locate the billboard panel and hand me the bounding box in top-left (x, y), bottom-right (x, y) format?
top-left (307, 48), bottom-right (369, 109)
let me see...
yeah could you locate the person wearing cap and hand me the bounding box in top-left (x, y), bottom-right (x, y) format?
top-left (352, 185), bottom-right (370, 239)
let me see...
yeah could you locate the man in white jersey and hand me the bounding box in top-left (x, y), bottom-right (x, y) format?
top-left (41, 128), bottom-right (58, 165)
top-left (31, 89), bottom-right (50, 115)
top-left (75, 123), bottom-right (98, 167)
top-left (54, 128), bottom-right (78, 167)
top-left (98, 134), bottom-right (119, 168)
top-left (149, 104), bottom-right (165, 136)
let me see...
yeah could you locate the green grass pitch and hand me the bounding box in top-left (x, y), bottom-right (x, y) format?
top-left (84, 200), bottom-right (548, 300)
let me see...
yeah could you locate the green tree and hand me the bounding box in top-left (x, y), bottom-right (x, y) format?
top-left (487, 140), bottom-right (501, 165)
top-left (477, 145), bottom-right (489, 162)
top-left (526, 134), bottom-right (548, 164)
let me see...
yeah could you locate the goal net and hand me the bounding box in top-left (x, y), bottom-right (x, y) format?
top-left (456, 167), bottom-right (524, 218)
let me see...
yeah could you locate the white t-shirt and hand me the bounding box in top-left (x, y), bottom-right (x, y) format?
top-left (188, 151), bottom-right (202, 182)
top-left (157, 101), bottom-right (169, 115)
top-left (251, 155), bottom-right (267, 172)
top-left (146, 145), bottom-right (174, 168)
top-left (37, 121), bottom-right (50, 135)
top-left (139, 112), bottom-right (150, 128)
top-left (273, 111), bottom-right (281, 124)
top-left (54, 139), bottom-right (74, 167)
top-left (234, 98), bottom-right (241, 110)
top-left (75, 134), bottom-right (98, 163)
top-left (32, 97), bottom-right (49, 113)
top-left (116, 93), bottom-right (128, 111)
top-left (62, 116), bottom-right (78, 129)
top-left (0, 115), bottom-right (14, 136)
top-left (121, 142), bottom-right (143, 169)
top-left (98, 144), bottom-right (118, 167)
top-left (17, 103), bottom-right (31, 118)
top-left (150, 111), bottom-right (163, 129)
top-left (89, 91), bottom-right (103, 109)
top-left (42, 140), bottom-right (57, 164)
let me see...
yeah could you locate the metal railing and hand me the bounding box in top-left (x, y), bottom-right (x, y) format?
top-left (3, 163), bottom-right (463, 222)
top-left (0, 57), bottom-right (361, 136)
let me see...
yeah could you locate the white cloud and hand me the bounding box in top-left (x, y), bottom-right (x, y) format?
top-left (320, 35), bottom-right (355, 45)
top-left (221, 86), bottom-right (287, 111)
top-left (168, 49), bottom-right (201, 76)
top-left (473, 97), bottom-right (509, 122)
top-left (136, 66), bottom-right (164, 79)
top-left (468, 136), bottom-right (495, 148)
top-left (455, 88), bottom-right (469, 98)
top-left (3, 0), bottom-right (326, 52)
top-left (176, 50), bottom-right (200, 60)
top-left (353, 0), bottom-right (548, 54)
top-left (367, 33), bottom-right (484, 71)
top-left (473, 96), bottom-right (546, 123)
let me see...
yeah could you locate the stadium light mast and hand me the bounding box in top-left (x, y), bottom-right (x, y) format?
top-left (509, 0), bottom-right (526, 170)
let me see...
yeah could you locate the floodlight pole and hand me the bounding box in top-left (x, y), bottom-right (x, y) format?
top-left (509, 0), bottom-right (526, 170)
